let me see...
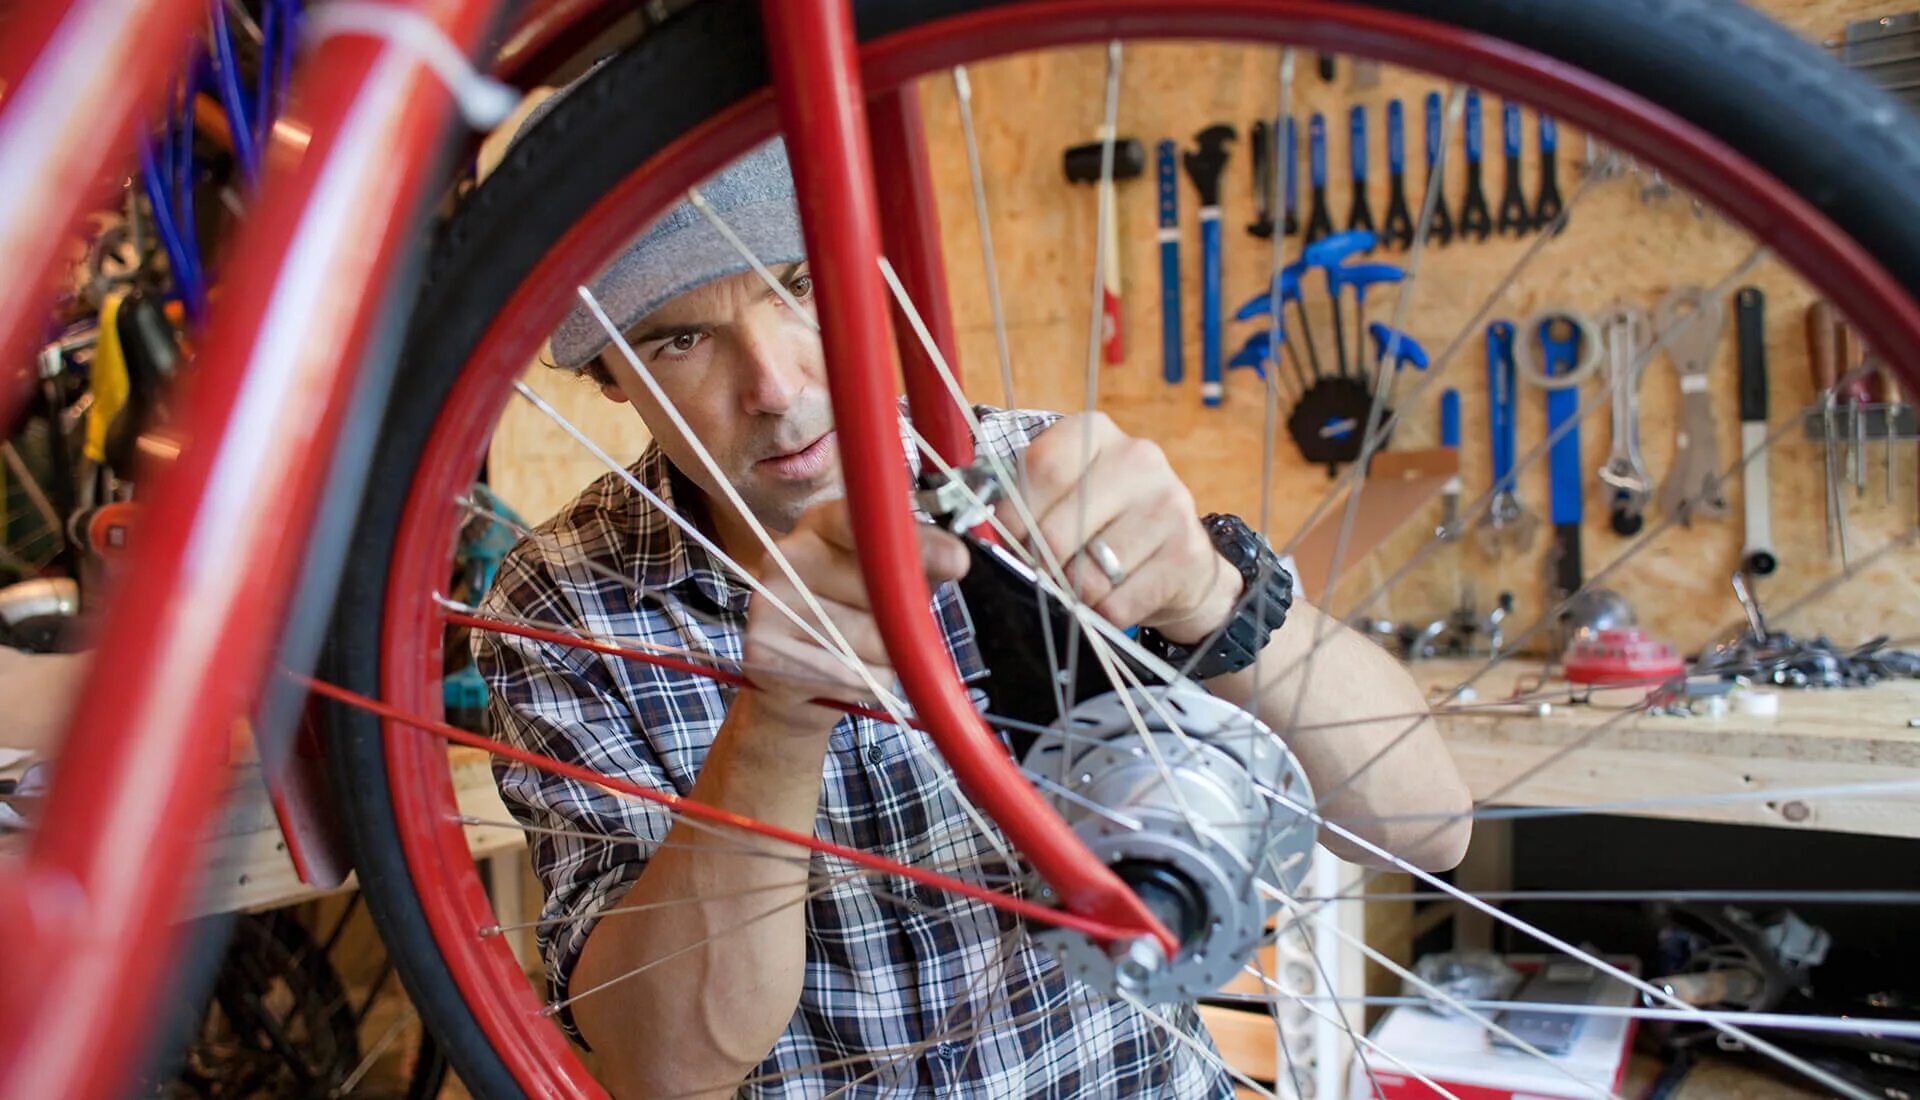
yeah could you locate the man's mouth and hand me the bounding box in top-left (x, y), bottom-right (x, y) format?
top-left (756, 430), bottom-right (836, 481)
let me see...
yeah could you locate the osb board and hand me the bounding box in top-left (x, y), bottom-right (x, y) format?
top-left (912, 0), bottom-right (1918, 657)
top-left (490, 359), bottom-right (654, 524)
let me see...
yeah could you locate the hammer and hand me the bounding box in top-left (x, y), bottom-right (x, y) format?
top-left (1063, 132), bottom-right (1146, 365)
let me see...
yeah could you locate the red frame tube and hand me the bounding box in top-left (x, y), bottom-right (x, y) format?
top-left (0, 1), bottom-right (504, 1095)
top-left (758, 0), bottom-right (1174, 955)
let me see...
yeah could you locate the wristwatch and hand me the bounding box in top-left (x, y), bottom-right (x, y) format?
top-left (1136, 513), bottom-right (1294, 679)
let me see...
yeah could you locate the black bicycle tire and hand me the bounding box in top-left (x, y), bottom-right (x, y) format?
top-left (321, 2), bottom-right (1920, 1096)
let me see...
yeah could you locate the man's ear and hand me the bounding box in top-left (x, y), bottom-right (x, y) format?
top-left (599, 381), bottom-right (631, 404)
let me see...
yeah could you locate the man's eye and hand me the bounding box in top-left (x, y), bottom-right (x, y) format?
top-left (670, 334), bottom-right (700, 352)
top-left (790, 274), bottom-right (814, 300)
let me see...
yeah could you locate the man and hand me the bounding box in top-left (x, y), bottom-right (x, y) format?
top-left (476, 136), bottom-right (1470, 1098)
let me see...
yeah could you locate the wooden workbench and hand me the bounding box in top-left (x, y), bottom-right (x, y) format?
top-left (1417, 657), bottom-right (1920, 839)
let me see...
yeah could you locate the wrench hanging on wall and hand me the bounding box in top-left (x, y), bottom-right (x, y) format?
top-left (1540, 318), bottom-right (1587, 602)
top-left (1304, 112), bottom-right (1333, 243)
top-left (1655, 286), bottom-right (1731, 525)
top-left (1156, 139), bottom-right (1182, 384)
top-left (1423, 91), bottom-right (1454, 246)
top-left (1736, 286), bottom-right (1778, 576)
top-left (1478, 321), bottom-right (1540, 557)
top-left (1533, 113), bottom-right (1565, 232)
top-left (1183, 125), bottom-right (1235, 406)
top-left (1497, 100), bottom-right (1530, 236)
top-left (1458, 88), bottom-right (1493, 241)
top-left (1347, 104), bottom-right (1375, 233)
top-left (1381, 99), bottom-right (1414, 249)
top-left (1596, 304), bottom-right (1654, 535)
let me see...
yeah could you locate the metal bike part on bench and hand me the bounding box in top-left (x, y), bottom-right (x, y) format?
top-left (1478, 320), bottom-right (1539, 556)
top-left (1533, 113), bottom-right (1565, 232)
top-left (1655, 286), bottom-right (1731, 524)
top-left (1457, 88), bottom-right (1493, 241)
top-left (1736, 286), bottom-right (1777, 576)
top-left (1540, 317), bottom-right (1587, 601)
top-left (1183, 125), bottom-right (1235, 406)
top-left (1496, 100), bottom-right (1530, 236)
top-left (1381, 98), bottom-right (1414, 249)
top-left (1423, 91), bottom-right (1454, 246)
top-left (1156, 139), bottom-right (1182, 384)
top-left (1304, 112), bottom-right (1333, 243)
top-left (1597, 303), bottom-right (1654, 535)
top-left (1347, 104), bottom-right (1375, 233)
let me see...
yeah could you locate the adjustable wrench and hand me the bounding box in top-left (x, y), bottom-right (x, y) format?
top-left (1380, 99), bottom-right (1414, 249)
top-left (1478, 320), bottom-right (1540, 556)
top-left (1457, 88), bottom-right (1493, 241)
top-left (1654, 286), bottom-right (1731, 525)
top-left (1735, 286), bottom-right (1777, 576)
top-left (1496, 100), bottom-right (1530, 236)
top-left (1347, 104), bottom-right (1375, 233)
top-left (1423, 92), bottom-right (1453, 246)
top-left (1596, 304), bottom-right (1653, 535)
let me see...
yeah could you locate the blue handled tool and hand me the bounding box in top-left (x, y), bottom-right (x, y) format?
top-left (1284, 116), bottom-right (1300, 236)
top-left (1458, 89), bottom-right (1492, 240)
top-left (1367, 321), bottom-right (1429, 373)
top-left (1478, 321), bottom-right (1540, 557)
top-left (1541, 317), bottom-right (1586, 597)
top-left (1347, 104), bottom-right (1374, 233)
top-left (1497, 100), bottom-right (1530, 235)
top-left (1156, 139), bottom-right (1182, 384)
top-left (1381, 99), bottom-right (1413, 248)
top-left (1304, 229), bottom-right (1378, 377)
top-left (1423, 91), bottom-right (1454, 245)
top-left (1234, 262), bottom-right (1318, 385)
top-left (1533, 113), bottom-right (1564, 232)
top-left (1304, 112), bottom-right (1333, 242)
top-left (1439, 387), bottom-right (1464, 540)
top-left (1183, 125), bottom-right (1235, 406)
top-left (1228, 329), bottom-right (1275, 386)
top-left (1342, 263), bottom-right (1406, 369)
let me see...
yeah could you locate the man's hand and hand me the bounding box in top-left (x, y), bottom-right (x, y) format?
top-left (742, 497), bottom-right (970, 725)
top-left (1001, 412), bottom-right (1240, 644)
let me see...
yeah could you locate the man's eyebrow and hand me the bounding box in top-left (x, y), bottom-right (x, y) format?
top-left (624, 320), bottom-right (708, 346)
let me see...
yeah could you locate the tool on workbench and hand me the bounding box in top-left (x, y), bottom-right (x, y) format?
top-left (1735, 286), bottom-right (1777, 577)
top-left (1536, 316), bottom-right (1588, 606)
top-left (1381, 99), bottom-right (1414, 249)
top-left (1423, 91), bottom-right (1454, 246)
top-left (1478, 320), bottom-right (1540, 557)
top-left (1063, 132), bottom-right (1147, 365)
top-left (1347, 104), bottom-right (1375, 234)
top-left (1305, 229), bottom-right (1377, 378)
top-left (1533, 113), bottom-right (1565, 233)
top-left (1283, 115), bottom-right (1300, 236)
top-left (1304, 113), bottom-right (1333, 243)
top-left (1438, 387), bottom-right (1464, 541)
top-left (1496, 100), bottom-right (1530, 236)
top-left (1655, 286), bottom-right (1730, 525)
top-left (1247, 120), bottom-right (1274, 238)
top-left (1596, 303), bottom-right (1654, 536)
top-left (1156, 139), bottom-right (1182, 385)
top-left (1183, 125), bottom-right (1235, 406)
top-left (1806, 300), bottom-right (1851, 563)
top-left (1458, 89), bottom-right (1493, 241)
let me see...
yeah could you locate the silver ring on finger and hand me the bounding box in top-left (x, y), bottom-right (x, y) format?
top-left (1085, 537), bottom-right (1128, 588)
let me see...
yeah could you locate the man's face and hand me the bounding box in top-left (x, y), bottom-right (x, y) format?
top-left (597, 264), bottom-right (837, 534)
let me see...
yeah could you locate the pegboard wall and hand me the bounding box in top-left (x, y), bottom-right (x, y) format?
top-left (912, 1), bottom-right (1918, 657)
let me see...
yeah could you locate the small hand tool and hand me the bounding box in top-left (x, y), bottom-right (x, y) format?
top-left (1304, 229), bottom-right (1376, 378)
top-left (1304, 112), bottom-right (1334, 243)
top-left (1596, 303), bottom-right (1654, 535)
top-left (1422, 91), bottom-right (1454, 246)
top-left (1183, 125), bottom-right (1235, 406)
top-left (1533, 113), bottom-right (1565, 232)
top-left (1285, 325), bottom-right (1425, 474)
top-left (1343, 262), bottom-right (1406, 372)
top-left (1380, 99), bottom-right (1414, 249)
top-left (1234, 263), bottom-right (1315, 389)
top-left (1247, 120), bottom-right (1274, 238)
top-left (1063, 133), bottom-right (1147, 364)
top-left (1156, 139), bottom-right (1182, 384)
top-left (1457, 89), bottom-right (1493, 241)
top-left (1806, 301), bottom-right (1849, 561)
top-left (1367, 320), bottom-right (1428, 400)
top-left (1496, 99), bottom-right (1530, 236)
top-left (1347, 104), bottom-right (1375, 233)
top-left (1540, 317), bottom-right (1586, 602)
top-left (1478, 320), bottom-right (1540, 556)
top-left (1438, 387), bottom-right (1464, 541)
top-left (1284, 116), bottom-right (1300, 236)
top-left (1655, 287), bottom-right (1730, 525)
top-left (1735, 286), bottom-right (1776, 577)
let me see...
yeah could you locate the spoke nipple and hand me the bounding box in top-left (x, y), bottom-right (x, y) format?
top-left (478, 925), bottom-right (501, 937)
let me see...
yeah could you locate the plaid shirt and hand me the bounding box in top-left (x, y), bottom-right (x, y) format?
top-left (475, 406), bottom-right (1231, 1098)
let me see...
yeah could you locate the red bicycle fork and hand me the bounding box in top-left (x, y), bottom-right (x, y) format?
top-left (0, 1), bottom-right (508, 1096)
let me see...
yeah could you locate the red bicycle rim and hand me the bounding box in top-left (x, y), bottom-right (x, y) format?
top-left (377, 3), bottom-right (1920, 1094)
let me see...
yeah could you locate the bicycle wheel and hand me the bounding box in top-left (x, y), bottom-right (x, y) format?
top-left (321, 1), bottom-right (1920, 1096)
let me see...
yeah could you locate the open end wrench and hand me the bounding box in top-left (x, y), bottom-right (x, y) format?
top-left (1423, 91), bottom-right (1454, 246)
top-left (1596, 303), bottom-right (1653, 535)
top-left (1735, 286), bottom-right (1777, 576)
top-left (1284, 116), bottom-right (1300, 236)
top-left (1533, 114), bottom-right (1565, 233)
top-left (1478, 320), bottom-right (1540, 557)
top-left (1541, 318), bottom-right (1586, 601)
top-left (1496, 100), bottom-right (1530, 236)
top-left (1457, 88), bottom-right (1493, 241)
top-left (1347, 104), bottom-right (1375, 233)
top-left (1304, 112), bottom-right (1333, 243)
top-left (1381, 99), bottom-right (1414, 249)
top-left (1183, 125), bottom-right (1235, 407)
top-left (1655, 286), bottom-right (1731, 525)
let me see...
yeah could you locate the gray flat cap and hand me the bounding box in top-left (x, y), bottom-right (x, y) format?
top-left (513, 79), bottom-right (806, 370)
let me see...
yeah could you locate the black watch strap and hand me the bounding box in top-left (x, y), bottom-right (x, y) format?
top-left (1136, 513), bottom-right (1294, 679)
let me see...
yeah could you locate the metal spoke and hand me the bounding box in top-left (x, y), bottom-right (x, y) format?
top-left (951, 65), bottom-right (1017, 408)
top-left (1236, 964), bottom-right (1470, 1100)
top-left (1118, 995), bottom-right (1279, 1100)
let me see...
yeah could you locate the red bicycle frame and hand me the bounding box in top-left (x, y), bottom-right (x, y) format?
top-left (0, 3), bottom-right (1162, 1095)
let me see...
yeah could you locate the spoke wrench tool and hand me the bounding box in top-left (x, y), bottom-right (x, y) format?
top-left (1380, 98), bottom-right (1414, 249)
top-left (1478, 320), bottom-right (1540, 556)
top-left (1533, 113), bottom-right (1565, 232)
top-left (1496, 100), bottom-right (1531, 236)
top-left (1304, 112), bottom-right (1334, 243)
top-left (1539, 317), bottom-right (1587, 602)
top-left (1654, 286), bottom-right (1730, 525)
top-left (1183, 124), bottom-right (1235, 405)
top-left (1247, 119), bottom-right (1274, 238)
top-left (1156, 139), bottom-right (1182, 384)
top-left (1347, 104), bottom-right (1375, 233)
top-left (1457, 88), bottom-right (1493, 241)
top-left (1596, 303), bottom-right (1654, 535)
top-left (1422, 91), bottom-right (1453, 245)
top-left (1062, 132), bottom-right (1146, 365)
top-left (1735, 286), bottom-right (1777, 577)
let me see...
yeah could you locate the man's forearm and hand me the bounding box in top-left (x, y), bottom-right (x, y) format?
top-left (571, 693), bottom-right (836, 1097)
top-left (1204, 599), bottom-right (1472, 871)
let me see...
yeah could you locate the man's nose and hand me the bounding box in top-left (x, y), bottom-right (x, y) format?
top-left (735, 319), bottom-right (808, 416)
